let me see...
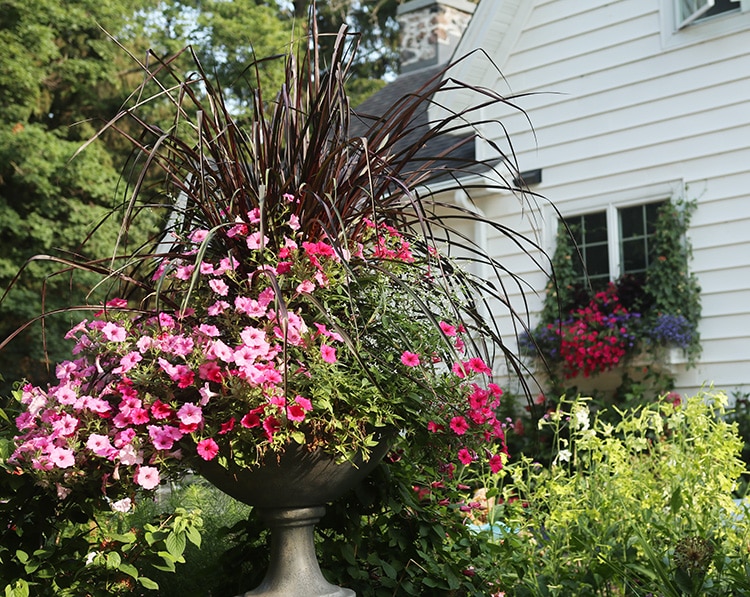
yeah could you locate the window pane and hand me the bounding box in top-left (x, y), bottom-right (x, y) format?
top-left (645, 202), bottom-right (662, 235)
top-left (585, 243), bottom-right (610, 280)
top-left (678, 0), bottom-right (715, 28)
top-left (563, 210), bottom-right (609, 285)
top-left (622, 238), bottom-right (646, 273)
top-left (585, 211), bottom-right (608, 244)
top-left (618, 200), bottom-right (665, 276)
top-left (620, 205), bottom-right (644, 239)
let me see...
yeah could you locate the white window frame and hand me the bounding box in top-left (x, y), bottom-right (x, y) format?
top-left (661, 0), bottom-right (750, 48)
top-left (544, 181), bottom-right (684, 284)
top-left (677, 0), bottom-right (716, 30)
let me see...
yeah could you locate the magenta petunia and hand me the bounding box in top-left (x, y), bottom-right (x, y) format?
top-left (449, 416), bottom-right (469, 436)
top-left (457, 448), bottom-right (473, 466)
top-left (489, 453), bottom-right (504, 474)
top-left (400, 351), bottom-right (420, 367)
top-left (196, 438), bottom-right (220, 461)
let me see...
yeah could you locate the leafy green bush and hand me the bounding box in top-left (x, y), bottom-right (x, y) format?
top-left (485, 391), bottom-right (750, 596)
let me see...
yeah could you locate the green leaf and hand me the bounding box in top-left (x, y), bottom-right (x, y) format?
top-left (118, 562), bottom-right (139, 579)
top-left (105, 551), bottom-right (122, 569)
top-left (165, 531), bottom-right (186, 559)
top-left (138, 576), bottom-right (160, 590)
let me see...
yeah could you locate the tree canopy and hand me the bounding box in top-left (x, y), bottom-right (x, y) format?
top-left (0, 0), bottom-right (406, 391)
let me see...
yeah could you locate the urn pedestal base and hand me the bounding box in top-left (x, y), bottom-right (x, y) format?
top-left (240, 507), bottom-right (352, 597)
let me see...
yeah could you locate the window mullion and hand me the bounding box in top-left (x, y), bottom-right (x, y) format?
top-left (607, 205), bottom-right (620, 281)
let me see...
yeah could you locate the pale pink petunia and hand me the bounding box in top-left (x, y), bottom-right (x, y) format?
top-left (118, 444), bottom-right (143, 466)
top-left (235, 296), bottom-right (266, 317)
top-left (400, 351), bottom-right (420, 367)
top-left (158, 312), bottom-right (176, 329)
top-left (101, 322), bottom-right (127, 342)
top-left (134, 466), bottom-right (160, 490)
top-left (174, 264), bottom-right (195, 280)
top-left (115, 351), bottom-right (142, 374)
top-left (52, 384), bottom-right (78, 406)
top-left (49, 446), bottom-right (75, 468)
top-left (87, 433), bottom-right (116, 458)
top-left (196, 438), bottom-right (220, 461)
top-left (189, 229), bottom-right (210, 244)
top-left (321, 344), bottom-right (337, 364)
top-left (177, 403), bottom-right (203, 426)
top-left (208, 339), bottom-right (235, 363)
top-left (51, 413), bottom-right (79, 437)
top-left (209, 278), bottom-right (229, 296)
top-left (246, 231), bottom-right (269, 250)
top-left (197, 323), bottom-right (221, 337)
top-left (288, 214), bottom-right (300, 230)
top-left (207, 300), bottom-right (230, 316)
top-left (296, 279), bottom-right (315, 294)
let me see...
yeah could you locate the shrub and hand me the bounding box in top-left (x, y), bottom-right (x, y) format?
top-left (484, 391), bottom-right (750, 596)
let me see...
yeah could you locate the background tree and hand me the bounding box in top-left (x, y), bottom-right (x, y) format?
top-left (0, 0), bottom-right (293, 392)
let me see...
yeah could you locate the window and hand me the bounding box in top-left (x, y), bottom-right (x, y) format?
top-left (563, 201), bottom-right (665, 289)
top-left (677, 0), bottom-right (740, 29)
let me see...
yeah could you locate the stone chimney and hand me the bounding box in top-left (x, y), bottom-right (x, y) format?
top-left (396, 0), bottom-right (476, 74)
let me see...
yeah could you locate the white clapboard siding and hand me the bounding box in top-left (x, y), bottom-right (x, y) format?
top-left (453, 0), bottom-right (750, 396)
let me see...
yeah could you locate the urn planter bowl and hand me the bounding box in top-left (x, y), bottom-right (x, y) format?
top-left (198, 441), bottom-right (391, 597)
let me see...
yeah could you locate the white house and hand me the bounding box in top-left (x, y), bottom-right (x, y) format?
top-left (428, 0), bottom-right (750, 398)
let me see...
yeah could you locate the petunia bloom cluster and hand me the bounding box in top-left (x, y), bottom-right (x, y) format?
top-left (9, 197), bottom-right (507, 500)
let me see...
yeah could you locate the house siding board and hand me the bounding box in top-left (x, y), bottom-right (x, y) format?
top-left (465, 0), bottom-right (750, 393)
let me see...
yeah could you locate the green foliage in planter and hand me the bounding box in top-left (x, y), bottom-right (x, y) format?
top-left (527, 198), bottom-right (702, 407)
top-left (485, 392), bottom-right (750, 596)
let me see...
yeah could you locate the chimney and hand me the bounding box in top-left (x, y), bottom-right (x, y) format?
top-left (396, 0), bottom-right (476, 74)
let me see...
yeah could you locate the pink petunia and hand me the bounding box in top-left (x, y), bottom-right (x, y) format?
top-left (196, 438), bottom-right (219, 461)
top-left (400, 351), bottom-right (420, 367)
top-left (427, 421), bottom-right (444, 433)
top-left (321, 344), bottom-right (337, 364)
top-left (439, 320), bottom-right (457, 337)
top-left (295, 395), bottom-right (312, 411)
top-left (263, 416), bottom-right (281, 441)
top-left (466, 357), bottom-right (492, 376)
top-left (457, 448), bottom-right (473, 466)
top-left (151, 400), bottom-right (174, 420)
top-left (287, 404), bottom-right (307, 422)
top-left (450, 416), bottom-right (469, 436)
top-left (240, 410), bottom-right (262, 429)
top-left (134, 466), bottom-right (160, 490)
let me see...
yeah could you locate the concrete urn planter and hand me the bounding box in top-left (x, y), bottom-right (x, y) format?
top-left (198, 441), bottom-right (391, 597)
